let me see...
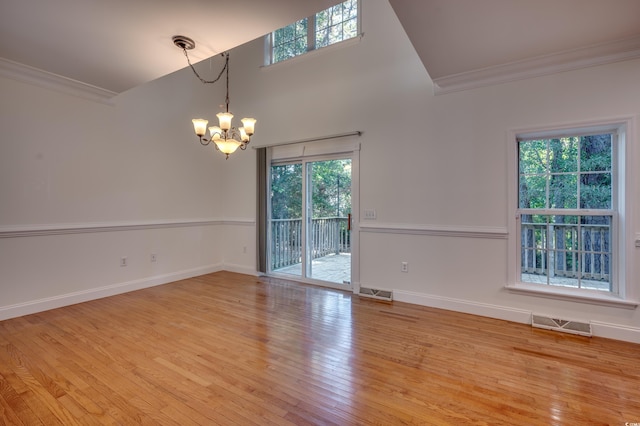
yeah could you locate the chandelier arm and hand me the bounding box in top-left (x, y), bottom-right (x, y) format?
top-left (182, 49), bottom-right (228, 85)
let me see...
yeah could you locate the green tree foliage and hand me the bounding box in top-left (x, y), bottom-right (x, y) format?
top-left (518, 134), bottom-right (612, 275)
top-left (315, 0), bottom-right (358, 49)
top-left (309, 159), bottom-right (351, 218)
top-left (270, 164), bottom-right (302, 219)
top-left (272, 0), bottom-right (358, 63)
top-left (272, 19), bottom-right (308, 63)
top-left (518, 134), bottom-right (612, 213)
top-left (270, 160), bottom-right (351, 219)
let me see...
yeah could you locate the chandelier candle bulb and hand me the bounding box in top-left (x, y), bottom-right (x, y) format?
top-left (239, 127), bottom-right (249, 142)
top-left (192, 119), bottom-right (208, 137)
top-left (209, 126), bottom-right (222, 140)
top-left (241, 118), bottom-right (256, 135)
top-left (217, 112), bottom-right (233, 131)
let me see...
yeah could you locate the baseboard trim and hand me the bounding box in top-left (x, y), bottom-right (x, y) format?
top-left (590, 321), bottom-right (640, 344)
top-left (221, 264), bottom-right (260, 276)
top-left (0, 264), bottom-right (224, 321)
top-left (393, 290), bottom-right (531, 324)
top-left (393, 289), bottom-right (640, 343)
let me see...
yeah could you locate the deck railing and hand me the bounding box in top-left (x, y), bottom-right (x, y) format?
top-left (521, 221), bottom-right (610, 281)
top-left (271, 217), bottom-right (350, 270)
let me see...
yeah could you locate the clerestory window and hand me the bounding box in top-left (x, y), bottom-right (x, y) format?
top-left (265, 0), bottom-right (360, 65)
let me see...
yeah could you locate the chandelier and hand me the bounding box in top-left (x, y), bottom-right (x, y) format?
top-left (173, 35), bottom-right (256, 159)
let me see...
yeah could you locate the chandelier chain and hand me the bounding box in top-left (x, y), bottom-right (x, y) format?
top-left (182, 48), bottom-right (228, 85)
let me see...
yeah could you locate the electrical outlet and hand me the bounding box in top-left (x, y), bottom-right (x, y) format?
top-left (151, 253), bottom-right (157, 262)
top-left (242, 246), bottom-right (247, 254)
top-left (401, 261), bottom-right (408, 273)
top-left (120, 257), bottom-right (127, 267)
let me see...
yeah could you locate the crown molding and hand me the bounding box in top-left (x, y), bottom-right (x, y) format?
top-left (0, 57), bottom-right (117, 103)
top-left (433, 35), bottom-right (640, 95)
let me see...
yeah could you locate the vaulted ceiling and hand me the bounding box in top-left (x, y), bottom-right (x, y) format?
top-left (2, 0), bottom-right (640, 95)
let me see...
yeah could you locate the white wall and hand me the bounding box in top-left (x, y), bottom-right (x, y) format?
top-left (1, 0), bottom-right (639, 342)
top-left (0, 56), bottom-right (232, 318)
top-left (221, 0), bottom-right (640, 341)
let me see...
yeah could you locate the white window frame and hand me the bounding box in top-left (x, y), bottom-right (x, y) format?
top-left (264, 0), bottom-right (362, 66)
top-left (506, 117), bottom-right (637, 308)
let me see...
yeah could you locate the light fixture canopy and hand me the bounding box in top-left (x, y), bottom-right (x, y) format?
top-left (174, 35), bottom-right (256, 159)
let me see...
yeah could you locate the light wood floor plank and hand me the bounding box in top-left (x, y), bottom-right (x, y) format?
top-left (1, 271), bottom-right (640, 424)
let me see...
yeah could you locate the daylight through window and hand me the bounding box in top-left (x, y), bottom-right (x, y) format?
top-left (267, 0), bottom-right (359, 65)
top-left (517, 132), bottom-right (615, 292)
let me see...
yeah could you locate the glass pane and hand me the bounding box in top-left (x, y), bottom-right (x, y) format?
top-left (519, 174), bottom-right (547, 209)
top-left (580, 215), bottom-right (611, 289)
top-left (580, 172), bottom-right (611, 209)
top-left (316, 28), bottom-right (330, 48)
top-left (519, 140), bottom-right (547, 174)
top-left (581, 134), bottom-right (612, 172)
top-left (270, 164), bottom-right (302, 277)
top-left (307, 159), bottom-right (352, 285)
top-left (343, 18), bottom-right (358, 38)
top-left (330, 4), bottom-right (345, 26)
top-left (273, 25), bottom-right (293, 45)
top-left (549, 174), bottom-right (577, 209)
top-left (520, 214), bottom-right (548, 283)
top-left (329, 24), bottom-right (343, 44)
top-left (549, 137), bottom-right (578, 173)
top-left (316, 9), bottom-right (329, 30)
top-left (344, 0), bottom-right (358, 19)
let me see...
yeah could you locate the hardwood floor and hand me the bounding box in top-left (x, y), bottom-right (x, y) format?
top-left (1, 272), bottom-right (639, 425)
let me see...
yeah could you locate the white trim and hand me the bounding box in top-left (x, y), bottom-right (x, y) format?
top-left (393, 289), bottom-right (531, 324)
top-left (433, 35), bottom-right (640, 94)
top-left (507, 116), bottom-right (636, 304)
top-left (505, 283), bottom-right (638, 309)
top-left (221, 263), bottom-right (260, 276)
top-left (0, 57), bottom-right (117, 103)
top-left (393, 289), bottom-right (640, 343)
top-left (0, 218), bottom-right (245, 238)
top-left (0, 264), bottom-right (224, 321)
top-left (359, 222), bottom-right (508, 239)
top-left (590, 321), bottom-right (640, 344)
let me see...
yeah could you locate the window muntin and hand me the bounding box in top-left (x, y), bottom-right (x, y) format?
top-left (517, 133), bottom-right (615, 292)
top-left (267, 0), bottom-right (359, 65)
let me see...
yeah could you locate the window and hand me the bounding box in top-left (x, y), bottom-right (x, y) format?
top-left (266, 0), bottom-right (360, 65)
top-left (518, 132), bottom-right (614, 292)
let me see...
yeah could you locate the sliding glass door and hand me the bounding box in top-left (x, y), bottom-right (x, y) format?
top-left (270, 157), bottom-right (352, 286)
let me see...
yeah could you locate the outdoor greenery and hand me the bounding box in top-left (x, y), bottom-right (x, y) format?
top-left (519, 134), bottom-right (612, 212)
top-left (271, 0), bottom-right (358, 63)
top-left (270, 159), bottom-right (352, 219)
top-left (518, 134), bottom-right (613, 284)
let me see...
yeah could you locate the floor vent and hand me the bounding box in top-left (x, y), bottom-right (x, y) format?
top-left (531, 314), bottom-right (592, 337)
top-left (359, 287), bottom-right (393, 301)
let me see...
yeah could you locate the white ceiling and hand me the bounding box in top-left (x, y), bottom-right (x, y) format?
top-left (389, 0), bottom-right (640, 92)
top-left (2, 0), bottom-right (640, 95)
top-left (0, 0), bottom-right (339, 93)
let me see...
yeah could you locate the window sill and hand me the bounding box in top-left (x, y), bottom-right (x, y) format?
top-left (506, 283), bottom-right (638, 309)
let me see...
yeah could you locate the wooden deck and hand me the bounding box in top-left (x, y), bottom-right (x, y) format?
top-left (1, 271), bottom-right (639, 424)
top-left (274, 253), bottom-right (351, 284)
